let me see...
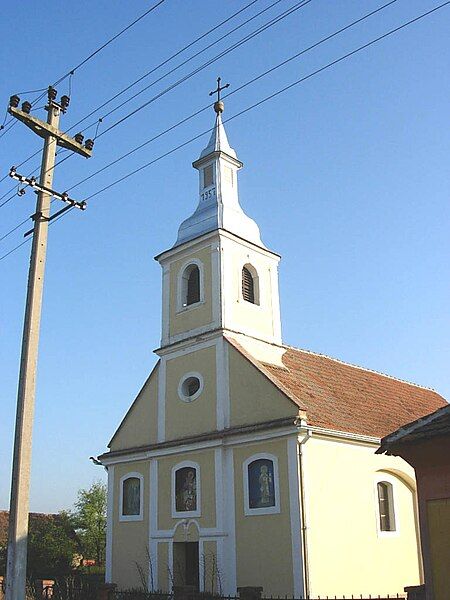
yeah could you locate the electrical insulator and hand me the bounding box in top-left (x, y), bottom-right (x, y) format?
top-left (60, 95), bottom-right (70, 110)
top-left (9, 95), bottom-right (20, 108)
top-left (85, 139), bottom-right (94, 151)
top-left (74, 133), bottom-right (84, 144)
top-left (21, 101), bottom-right (32, 114)
top-left (48, 86), bottom-right (57, 101)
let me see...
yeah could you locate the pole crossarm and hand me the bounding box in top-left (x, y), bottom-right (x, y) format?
top-left (9, 167), bottom-right (87, 210)
top-left (8, 105), bottom-right (92, 158)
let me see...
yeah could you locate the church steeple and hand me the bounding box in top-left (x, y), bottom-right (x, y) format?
top-left (156, 81), bottom-right (283, 364)
top-left (175, 88), bottom-right (263, 248)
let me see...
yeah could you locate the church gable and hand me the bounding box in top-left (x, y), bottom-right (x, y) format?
top-left (227, 340), bottom-right (302, 428)
top-left (109, 363), bottom-right (159, 451)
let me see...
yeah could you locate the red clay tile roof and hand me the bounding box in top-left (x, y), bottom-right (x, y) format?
top-left (261, 346), bottom-right (447, 439)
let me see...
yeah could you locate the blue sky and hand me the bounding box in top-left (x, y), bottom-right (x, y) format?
top-left (0, 0), bottom-right (448, 513)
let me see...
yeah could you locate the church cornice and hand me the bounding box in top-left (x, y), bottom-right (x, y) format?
top-left (154, 227), bottom-right (280, 263)
top-left (99, 415), bottom-right (303, 463)
top-left (192, 150), bottom-right (243, 170)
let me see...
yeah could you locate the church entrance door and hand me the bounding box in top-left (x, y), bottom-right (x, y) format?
top-left (173, 542), bottom-right (199, 590)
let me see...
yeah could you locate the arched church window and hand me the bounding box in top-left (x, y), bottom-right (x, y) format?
top-left (120, 473), bottom-right (143, 521)
top-left (182, 264), bottom-right (200, 306)
top-left (377, 481), bottom-right (396, 532)
top-left (242, 265), bottom-right (259, 305)
top-left (243, 454), bottom-right (280, 516)
top-left (172, 462), bottom-right (201, 517)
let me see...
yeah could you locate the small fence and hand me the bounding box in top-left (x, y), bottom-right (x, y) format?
top-left (110, 591), bottom-right (407, 600)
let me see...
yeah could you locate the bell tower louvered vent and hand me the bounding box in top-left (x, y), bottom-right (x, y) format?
top-left (242, 266), bottom-right (255, 304)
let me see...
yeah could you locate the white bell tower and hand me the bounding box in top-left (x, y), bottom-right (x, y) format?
top-left (155, 83), bottom-right (283, 364)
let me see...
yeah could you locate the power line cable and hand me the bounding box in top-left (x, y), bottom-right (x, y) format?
top-left (80, 1), bottom-right (450, 203)
top-left (66, 0), bottom-right (265, 135)
top-left (95, 0), bottom-right (313, 139)
top-left (0, 0), bottom-right (262, 189)
top-left (66, 0), bottom-right (399, 193)
top-left (1, 1), bottom-right (448, 262)
top-left (0, 0), bottom-right (300, 201)
top-left (0, 0), bottom-right (167, 138)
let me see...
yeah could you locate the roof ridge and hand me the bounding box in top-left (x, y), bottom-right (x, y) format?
top-left (283, 343), bottom-right (439, 394)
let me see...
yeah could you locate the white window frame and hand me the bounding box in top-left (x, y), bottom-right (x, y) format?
top-left (243, 453), bottom-right (280, 516)
top-left (176, 258), bottom-right (205, 313)
top-left (374, 473), bottom-right (399, 537)
top-left (177, 372), bottom-right (204, 403)
top-left (240, 262), bottom-right (261, 307)
top-left (119, 472), bottom-right (144, 522)
top-left (172, 461), bottom-right (201, 518)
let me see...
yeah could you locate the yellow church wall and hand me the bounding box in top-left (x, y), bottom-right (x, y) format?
top-left (165, 345), bottom-right (217, 440)
top-left (202, 540), bottom-right (219, 593)
top-left (168, 245), bottom-right (214, 337)
top-left (305, 435), bottom-right (421, 597)
top-left (157, 542), bottom-right (170, 592)
top-left (111, 460), bottom-right (149, 590)
top-left (228, 344), bottom-right (298, 427)
top-left (110, 367), bottom-right (159, 452)
top-left (233, 438), bottom-right (294, 596)
top-left (156, 449), bottom-right (216, 530)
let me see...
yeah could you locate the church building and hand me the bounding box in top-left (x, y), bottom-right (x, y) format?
top-left (98, 95), bottom-right (447, 597)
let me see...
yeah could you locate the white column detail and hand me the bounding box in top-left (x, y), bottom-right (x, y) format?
top-left (223, 447), bottom-right (237, 594)
top-left (149, 459), bottom-right (159, 590)
top-left (105, 465), bottom-right (115, 583)
top-left (287, 437), bottom-right (305, 597)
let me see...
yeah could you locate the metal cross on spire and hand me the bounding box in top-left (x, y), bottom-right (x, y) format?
top-left (209, 77), bottom-right (230, 114)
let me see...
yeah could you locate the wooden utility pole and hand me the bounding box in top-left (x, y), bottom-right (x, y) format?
top-left (5, 86), bottom-right (93, 600)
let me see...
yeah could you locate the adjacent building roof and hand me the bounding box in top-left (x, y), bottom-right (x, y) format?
top-left (257, 345), bottom-right (447, 439)
top-left (377, 403), bottom-right (450, 454)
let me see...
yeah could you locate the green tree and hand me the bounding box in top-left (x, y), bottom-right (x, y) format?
top-left (0, 512), bottom-right (79, 577)
top-left (27, 512), bottom-right (79, 576)
top-left (72, 481), bottom-right (107, 566)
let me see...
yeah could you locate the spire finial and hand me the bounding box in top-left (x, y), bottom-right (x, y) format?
top-left (209, 76), bottom-right (230, 114)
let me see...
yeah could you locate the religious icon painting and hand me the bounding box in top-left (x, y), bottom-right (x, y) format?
top-left (175, 466), bottom-right (197, 512)
top-left (123, 476), bottom-right (141, 516)
top-left (248, 459), bottom-right (276, 509)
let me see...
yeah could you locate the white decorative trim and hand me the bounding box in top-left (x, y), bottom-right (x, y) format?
top-left (157, 336), bottom-right (218, 359)
top-left (216, 338), bottom-right (230, 429)
top-left (215, 448), bottom-right (225, 594)
top-left (150, 527), bottom-right (228, 539)
top-left (102, 425), bottom-right (299, 466)
top-left (373, 473), bottom-right (400, 538)
top-left (176, 258), bottom-right (205, 313)
top-left (105, 465), bottom-right (114, 583)
top-left (223, 448), bottom-right (236, 594)
top-left (168, 539), bottom-right (173, 588)
top-left (171, 461), bottom-right (201, 518)
top-left (211, 242), bottom-right (221, 327)
top-left (119, 471), bottom-right (144, 522)
top-left (287, 438), bottom-right (304, 597)
top-left (149, 460), bottom-right (158, 590)
top-left (177, 371), bottom-right (204, 403)
top-left (242, 453), bottom-right (281, 516)
top-left (161, 264), bottom-right (170, 346)
top-left (307, 425), bottom-right (380, 445)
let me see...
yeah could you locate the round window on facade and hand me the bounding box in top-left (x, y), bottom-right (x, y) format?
top-left (178, 373), bottom-right (203, 402)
